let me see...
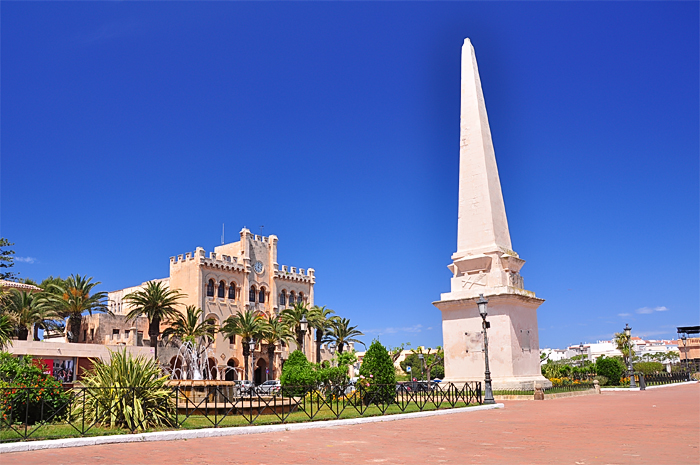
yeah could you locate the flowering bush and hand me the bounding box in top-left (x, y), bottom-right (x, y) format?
top-left (0, 353), bottom-right (71, 425)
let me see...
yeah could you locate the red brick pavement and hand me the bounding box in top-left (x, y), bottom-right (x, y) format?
top-left (5, 384), bottom-right (699, 465)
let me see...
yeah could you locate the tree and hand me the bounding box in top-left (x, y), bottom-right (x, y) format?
top-left (0, 314), bottom-right (13, 349)
top-left (220, 309), bottom-right (265, 381)
top-left (260, 314), bottom-right (294, 380)
top-left (613, 331), bottom-right (634, 367)
top-left (280, 350), bottom-right (316, 395)
top-left (46, 274), bottom-right (108, 343)
top-left (280, 302), bottom-right (317, 353)
top-left (4, 290), bottom-right (59, 340)
top-left (311, 305), bottom-right (337, 363)
top-left (327, 317), bottom-right (365, 353)
top-left (388, 342), bottom-right (411, 363)
top-left (162, 305), bottom-right (216, 346)
top-left (595, 356), bottom-right (626, 386)
top-left (358, 340), bottom-right (395, 405)
top-left (400, 347), bottom-right (444, 381)
top-left (0, 238), bottom-right (17, 281)
top-left (123, 281), bottom-right (185, 359)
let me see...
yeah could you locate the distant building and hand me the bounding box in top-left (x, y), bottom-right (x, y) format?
top-left (87, 228), bottom-right (316, 383)
top-left (541, 338), bottom-right (680, 370)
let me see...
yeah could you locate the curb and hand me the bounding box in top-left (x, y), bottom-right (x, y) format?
top-left (601, 380), bottom-right (698, 392)
top-left (0, 403), bottom-right (504, 454)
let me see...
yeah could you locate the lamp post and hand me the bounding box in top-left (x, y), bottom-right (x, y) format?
top-left (624, 324), bottom-right (636, 388)
top-left (418, 353), bottom-right (425, 383)
top-left (249, 339), bottom-right (256, 385)
top-left (681, 335), bottom-right (689, 376)
top-left (477, 294), bottom-right (495, 405)
top-left (300, 315), bottom-right (308, 357)
top-left (579, 342), bottom-right (585, 367)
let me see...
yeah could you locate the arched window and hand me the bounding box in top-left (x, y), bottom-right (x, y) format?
top-left (279, 291), bottom-right (286, 307)
top-left (289, 292), bottom-right (295, 305)
top-left (298, 292), bottom-right (304, 303)
top-left (228, 283), bottom-right (236, 300)
top-left (249, 286), bottom-right (256, 302)
top-left (259, 287), bottom-right (266, 304)
top-left (207, 279), bottom-right (215, 297)
top-left (218, 281), bottom-right (225, 298)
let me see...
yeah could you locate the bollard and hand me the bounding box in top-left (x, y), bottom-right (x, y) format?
top-left (593, 379), bottom-right (601, 394)
top-left (638, 373), bottom-right (646, 390)
top-left (534, 384), bottom-right (544, 400)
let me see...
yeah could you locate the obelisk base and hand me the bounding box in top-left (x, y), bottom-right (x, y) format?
top-left (434, 292), bottom-right (552, 391)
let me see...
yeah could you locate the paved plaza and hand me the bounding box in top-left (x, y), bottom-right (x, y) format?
top-left (5, 384), bottom-right (699, 465)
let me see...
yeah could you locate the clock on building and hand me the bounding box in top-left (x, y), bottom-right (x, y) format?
top-left (253, 261), bottom-right (264, 274)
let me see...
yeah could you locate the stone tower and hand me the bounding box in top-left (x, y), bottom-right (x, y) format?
top-left (433, 39), bottom-right (550, 389)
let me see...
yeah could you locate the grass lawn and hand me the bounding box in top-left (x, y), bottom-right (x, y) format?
top-left (1, 401), bottom-right (474, 443)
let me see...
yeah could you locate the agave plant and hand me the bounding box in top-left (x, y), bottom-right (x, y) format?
top-left (74, 349), bottom-right (175, 431)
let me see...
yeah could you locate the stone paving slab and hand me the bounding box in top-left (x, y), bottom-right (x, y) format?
top-left (4, 384), bottom-right (699, 464)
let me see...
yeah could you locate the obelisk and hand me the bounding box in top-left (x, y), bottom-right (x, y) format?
top-left (433, 39), bottom-right (550, 390)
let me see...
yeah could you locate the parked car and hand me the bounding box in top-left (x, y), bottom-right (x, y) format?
top-left (256, 380), bottom-right (281, 395)
top-left (235, 380), bottom-right (255, 394)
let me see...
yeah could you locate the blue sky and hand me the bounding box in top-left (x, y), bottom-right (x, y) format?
top-left (2, 2), bottom-right (698, 350)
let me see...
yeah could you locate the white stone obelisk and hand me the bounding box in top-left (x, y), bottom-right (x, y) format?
top-left (433, 39), bottom-right (550, 389)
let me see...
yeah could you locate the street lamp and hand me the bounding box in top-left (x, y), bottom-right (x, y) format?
top-left (680, 335), bottom-right (689, 375)
top-left (300, 315), bottom-right (308, 355)
top-left (418, 353), bottom-right (425, 383)
top-left (624, 324), bottom-right (636, 388)
top-left (249, 339), bottom-right (256, 385)
top-left (477, 294), bottom-right (495, 405)
top-left (579, 342), bottom-right (585, 367)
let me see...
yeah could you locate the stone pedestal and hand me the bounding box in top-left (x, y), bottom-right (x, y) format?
top-left (435, 292), bottom-right (551, 390)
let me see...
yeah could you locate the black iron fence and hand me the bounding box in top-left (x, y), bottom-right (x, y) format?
top-left (640, 371), bottom-right (691, 386)
top-left (0, 381), bottom-right (481, 443)
top-left (493, 382), bottom-right (596, 397)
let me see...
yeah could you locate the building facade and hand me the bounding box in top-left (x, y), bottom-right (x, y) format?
top-left (102, 228), bottom-right (316, 383)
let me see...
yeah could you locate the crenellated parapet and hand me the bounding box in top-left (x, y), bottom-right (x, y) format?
top-left (170, 247), bottom-right (246, 273)
top-left (274, 265), bottom-right (315, 283)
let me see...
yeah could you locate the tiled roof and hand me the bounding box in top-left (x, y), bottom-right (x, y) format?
top-left (0, 280), bottom-right (42, 292)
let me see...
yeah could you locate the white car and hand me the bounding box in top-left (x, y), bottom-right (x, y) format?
top-left (256, 380), bottom-right (281, 395)
top-left (236, 380), bottom-right (254, 394)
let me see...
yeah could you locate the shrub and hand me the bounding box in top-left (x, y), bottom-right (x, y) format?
top-left (633, 361), bottom-right (664, 375)
top-left (0, 353), bottom-right (71, 425)
top-left (595, 356), bottom-right (625, 386)
top-left (280, 350), bottom-right (316, 396)
top-left (359, 340), bottom-right (395, 405)
top-left (73, 349), bottom-right (174, 431)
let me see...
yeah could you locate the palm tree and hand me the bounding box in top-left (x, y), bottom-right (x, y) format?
top-left (280, 302), bottom-right (318, 354)
top-left (162, 305), bottom-right (217, 346)
top-left (260, 314), bottom-right (294, 380)
top-left (0, 314), bottom-right (14, 349)
top-left (220, 309), bottom-right (265, 381)
top-left (4, 290), bottom-right (59, 340)
top-left (311, 305), bottom-right (337, 363)
top-left (47, 274), bottom-right (108, 343)
top-left (328, 317), bottom-right (365, 354)
top-left (614, 331), bottom-right (634, 367)
top-left (123, 281), bottom-right (185, 359)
